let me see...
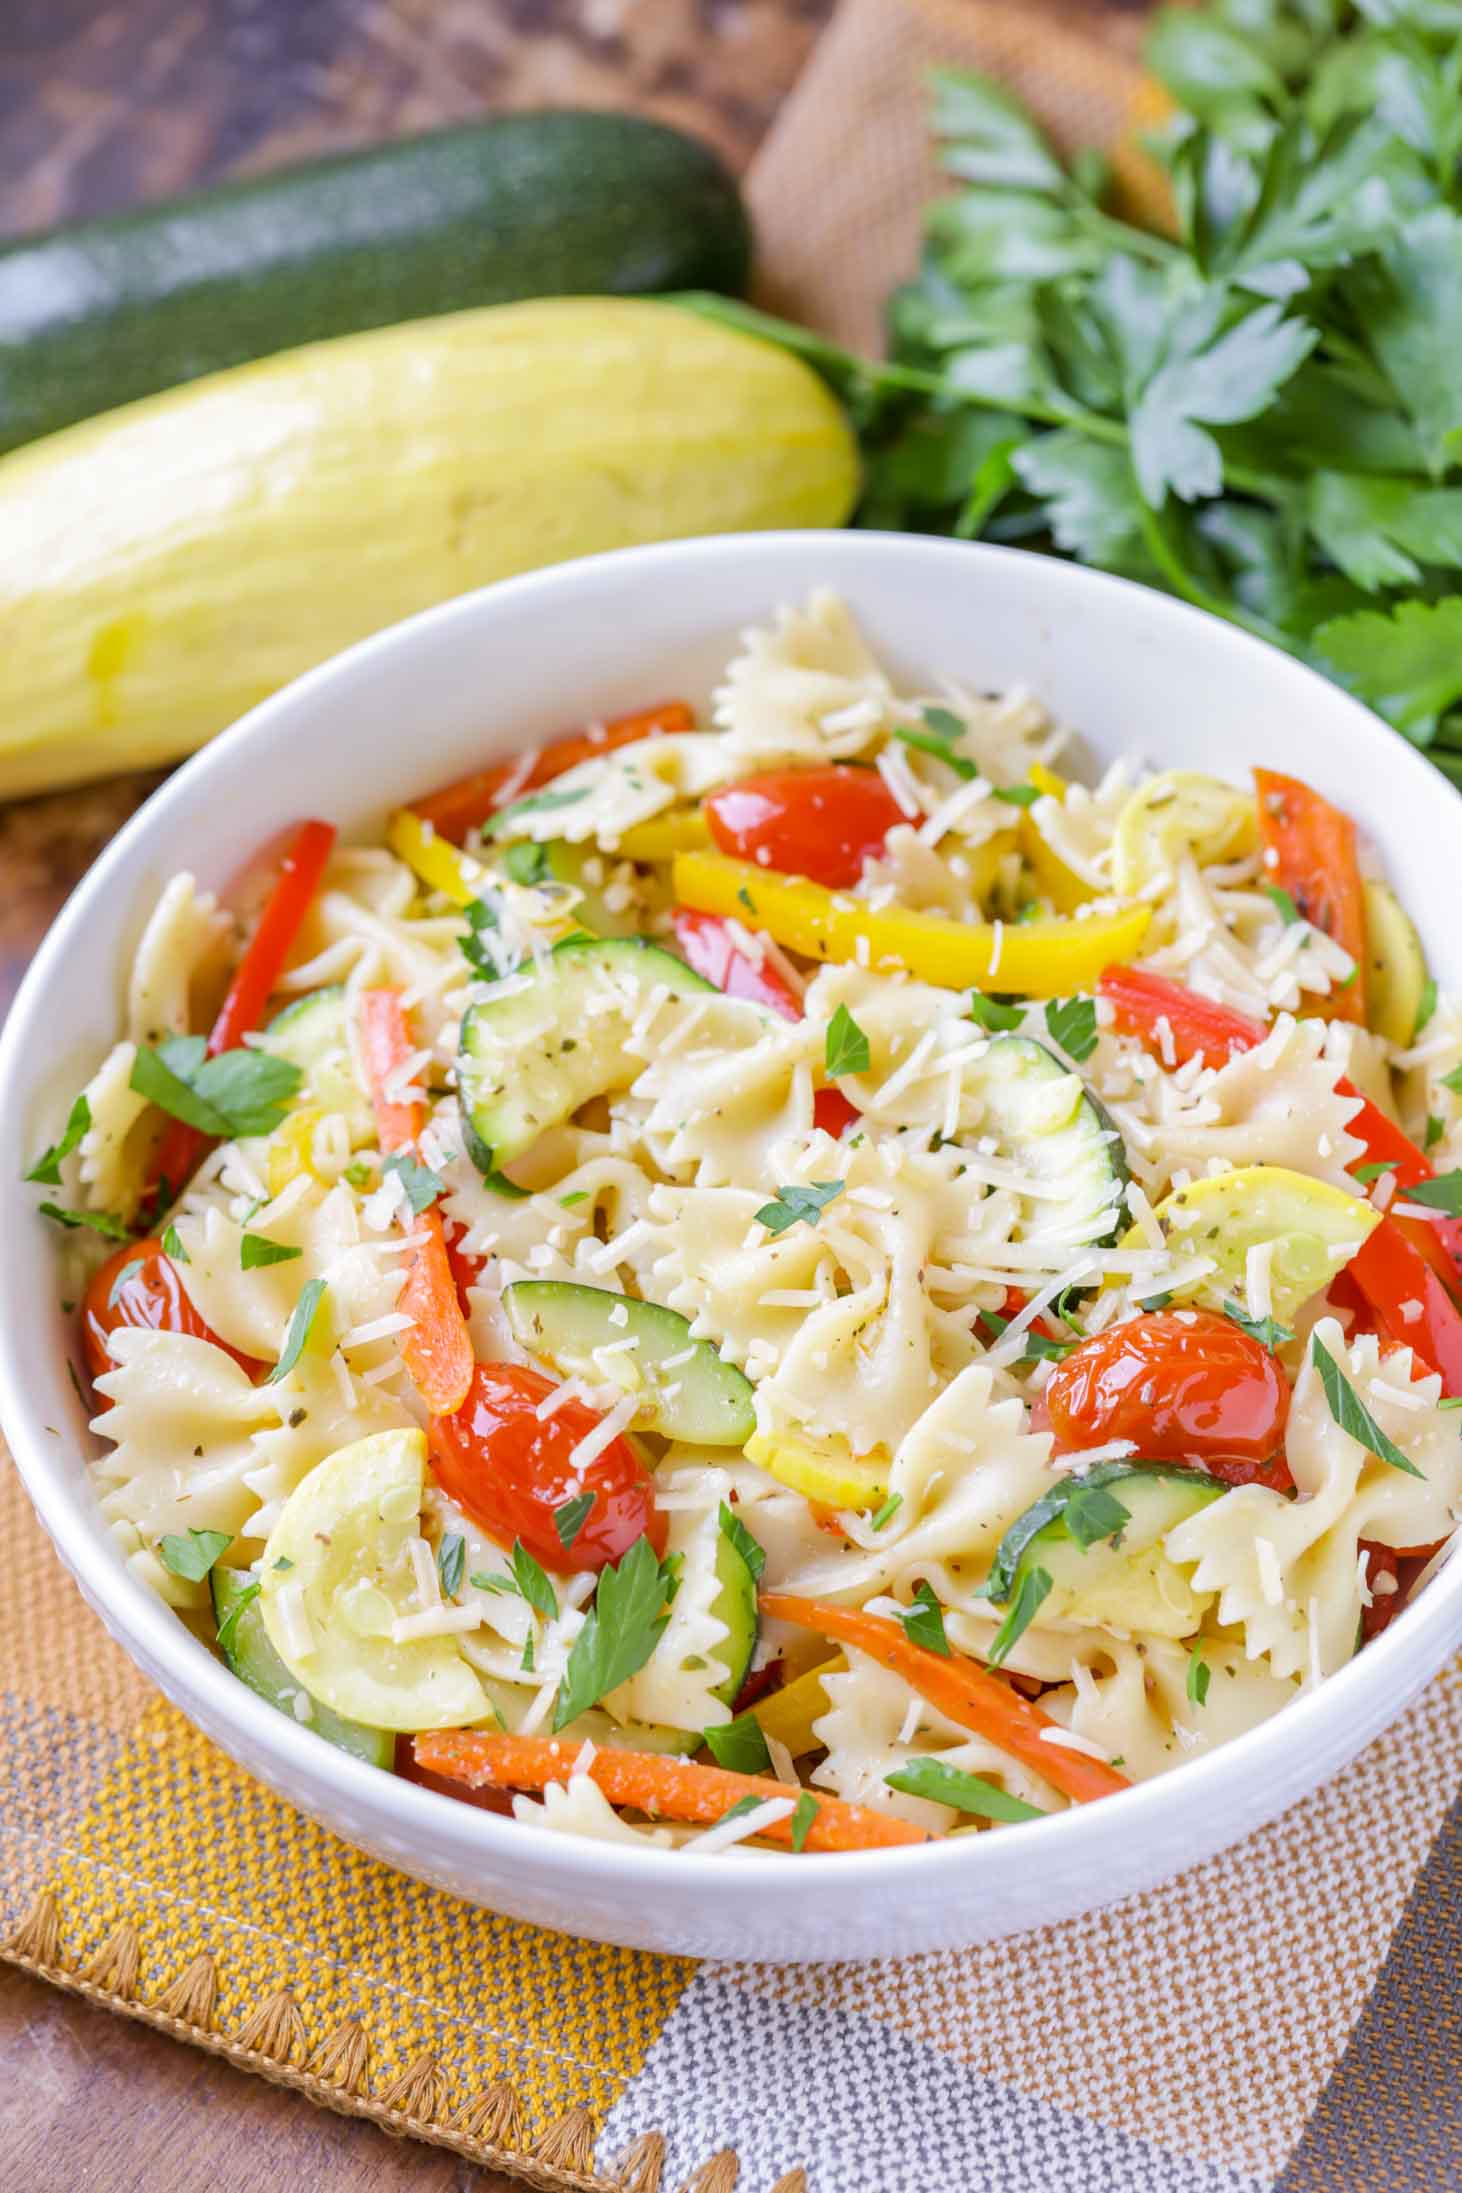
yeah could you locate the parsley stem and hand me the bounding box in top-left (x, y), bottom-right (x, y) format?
top-left (1133, 493), bottom-right (1291, 651)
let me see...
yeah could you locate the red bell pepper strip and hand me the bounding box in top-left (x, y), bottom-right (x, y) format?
top-left (670, 911), bottom-right (865, 1138)
top-left (359, 988), bottom-right (475, 1417)
top-left (1254, 769), bottom-right (1367, 1024)
top-left (148, 818), bottom-right (336, 1201)
top-left (413, 702), bottom-right (694, 844)
top-left (1099, 965), bottom-right (1462, 1386)
top-left (671, 907), bottom-right (803, 1021)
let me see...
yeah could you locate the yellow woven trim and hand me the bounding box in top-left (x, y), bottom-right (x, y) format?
top-left (2, 1888), bottom-right (804, 2193)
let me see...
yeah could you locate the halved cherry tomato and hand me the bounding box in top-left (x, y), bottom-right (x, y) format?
top-left (671, 907), bottom-right (802, 1020)
top-left (1044, 1310), bottom-right (1292, 1480)
top-left (1359, 1540), bottom-right (1445, 1643)
top-left (705, 766), bottom-right (907, 889)
top-left (82, 1238), bottom-right (262, 1386)
top-left (428, 1361), bottom-right (664, 1574)
top-left (413, 702), bottom-right (694, 844)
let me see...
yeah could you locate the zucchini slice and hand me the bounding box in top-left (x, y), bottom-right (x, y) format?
top-left (1136, 1164), bottom-right (1379, 1320)
top-left (708, 1522), bottom-right (760, 1709)
top-left (497, 840), bottom-right (645, 940)
top-left (979, 1034), bottom-right (1128, 1250)
top-left (987, 1461), bottom-right (1225, 1640)
top-left (259, 1428), bottom-right (489, 1732)
top-left (259, 984), bottom-right (374, 1140)
top-left (457, 936), bottom-right (715, 1169)
top-left (1364, 879), bottom-right (1428, 1047)
top-left (503, 1281), bottom-right (755, 1445)
top-left (211, 1566), bottom-right (393, 1769)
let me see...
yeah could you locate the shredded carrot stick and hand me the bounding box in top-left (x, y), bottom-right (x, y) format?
top-left (358, 987), bottom-right (473, 1416)
top-left (411, 1731), bottom-right (929, 1851)
top-left (761, 1594), bottom-right (1130, 1807)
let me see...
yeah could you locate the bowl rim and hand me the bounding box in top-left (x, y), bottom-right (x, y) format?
top-left (3, 527), bottom-right (1460, 1909)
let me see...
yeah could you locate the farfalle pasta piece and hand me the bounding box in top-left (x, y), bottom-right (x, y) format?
top-left (1167, 1318), bottom-right (1462, 1680)
top-left (713, 589), bottom-right (894, 765)
top-left (1041, 1635), bottom-right (1299, 1780)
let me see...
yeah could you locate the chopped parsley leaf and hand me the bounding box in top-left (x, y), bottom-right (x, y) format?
top-left (554, 1493), bottom-right (595, 1551)
top-left (1187, 1647), bottom-right (1211, 1708)
top-left (702, 1713), bottom-right (772, 1776)
top-left (161, 1222), bottom-right (190, 1262)
top-left (1222, 1298), bottom-right (1295, 1351)
top-left (1044, 994), bottom-right (1098, 1062)
top-left (264, 1279), bottom-right (327, 1385)
top-left (216, 1581), bottom-right (261, 1656)
top-left (1415, 978), bottom-right (1438, 1038)
top-left (1401, 1170), bottom-right (1462, 1217)
top-left (790, 1790), bottom-right (819, 1853)
top-left (885, 1757), bottom-right (1044, 1823)
top-left (158, 1527), bottom-right (233, 1583)
top-left (824, 1003), bottom-right (871, 1080)
top-left (1312, 1337), bottom-right (1424, 1479)
top-left (754, 1180), bottom-right (846, 1237)
top-left (968, 992), bottom-right (1023, 1032)
top-left (992, 782), bottom-right (1040, 808)
top-left (382, 1149), bottom-right (447, 1215)
top-left (437, 1532), bottom-right (466, 1599)
top-left (240, 1232), bottom-right (303, 1270)
top-left (553, 1536), bottom-right (672, 1729)
top-left (24, 1094), bottom-right (91, 1186)
top-left (1262, 884), bottom-right (1302, 926)
top-left (503, 841), bottom-right (550, 886)
top-left (901, 1580), bottom-right (950, 1657)
top-left (129, 1036), bottom-right (301, 1140)
top-left (38, 1201), bottom-right (129, 1240)
top-left (870, 1492), bottom-right (903, 1532)
top-left (987, 1565), bottom-right (1053, 1667)
top-left (1426, 1114), bottom-right (1446, 1151)
top-left (717, 1794), bottom-right (768, 1829)
top-left (1354, 1160), bottom-right (1399, 1184)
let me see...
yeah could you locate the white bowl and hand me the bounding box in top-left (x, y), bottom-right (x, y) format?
top-left (3, 532), bottom-right (1460, 1962)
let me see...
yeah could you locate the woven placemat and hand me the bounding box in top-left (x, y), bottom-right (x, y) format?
top-left (4, 6), bottom-right (1460, 2189)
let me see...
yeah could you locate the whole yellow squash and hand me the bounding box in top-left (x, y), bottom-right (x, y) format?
top-left (0, 297), bottom-right (859, 797)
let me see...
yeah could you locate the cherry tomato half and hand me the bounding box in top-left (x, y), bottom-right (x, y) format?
top-left (83, 1238), bottom-right (262, 1386)
top-left (705, 766), bottom-right (907, 889)
top-left (1043, 1310), bottom-right (1291, 1478)
top-left (428, 1361), bottom-right (665, 1574)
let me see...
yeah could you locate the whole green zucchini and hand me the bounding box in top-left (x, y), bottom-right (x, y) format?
top-left (0, 111), bottom-right (752, 453)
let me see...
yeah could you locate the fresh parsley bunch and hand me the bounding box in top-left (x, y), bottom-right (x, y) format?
top-left (689, 1), bottom-right (1462, 779)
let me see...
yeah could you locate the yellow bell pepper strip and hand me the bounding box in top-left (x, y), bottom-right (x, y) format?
top-left (672, 850), bottom-right (1150, 998)
top-left (753, 1656), bottom-right (845, 1757)
top-left (1017, 763), bottom-right (1097, 915)
top-left (387, 807), bottom-right (483, 909)
top-left (266, 1106), bottom-right (329, 1198)
top-left (616, 809), bottom-right (712, 862)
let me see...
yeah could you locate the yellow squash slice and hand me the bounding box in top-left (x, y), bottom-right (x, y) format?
top-left (260, 1428), bottom-right (489, 1732)
top-left (1130, 1165), bottom-right (1380, 1321)
top-left (1111, 771), bottom-right (1258, 894)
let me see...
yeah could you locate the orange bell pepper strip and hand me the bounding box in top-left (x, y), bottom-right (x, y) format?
top-left (148, 818), bottom-right (336, 1203)
top-left (411, 1730), bottom-right (929, 1850)
top-left (761, 1594), bottom-right (1130, 1807)
top-left (412, 702), bottom-right (695, 844)
top-left (1254, 769), bottom-right (1367, 1024)
top-left (358, 988), bottom-right (474, 1416)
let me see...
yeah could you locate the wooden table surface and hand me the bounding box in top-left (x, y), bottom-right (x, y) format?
top-left (0, 3), bottom-right (1136, 2185)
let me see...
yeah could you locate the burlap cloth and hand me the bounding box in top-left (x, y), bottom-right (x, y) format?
top-left (3, 5), bottom-right (1458, 2188)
